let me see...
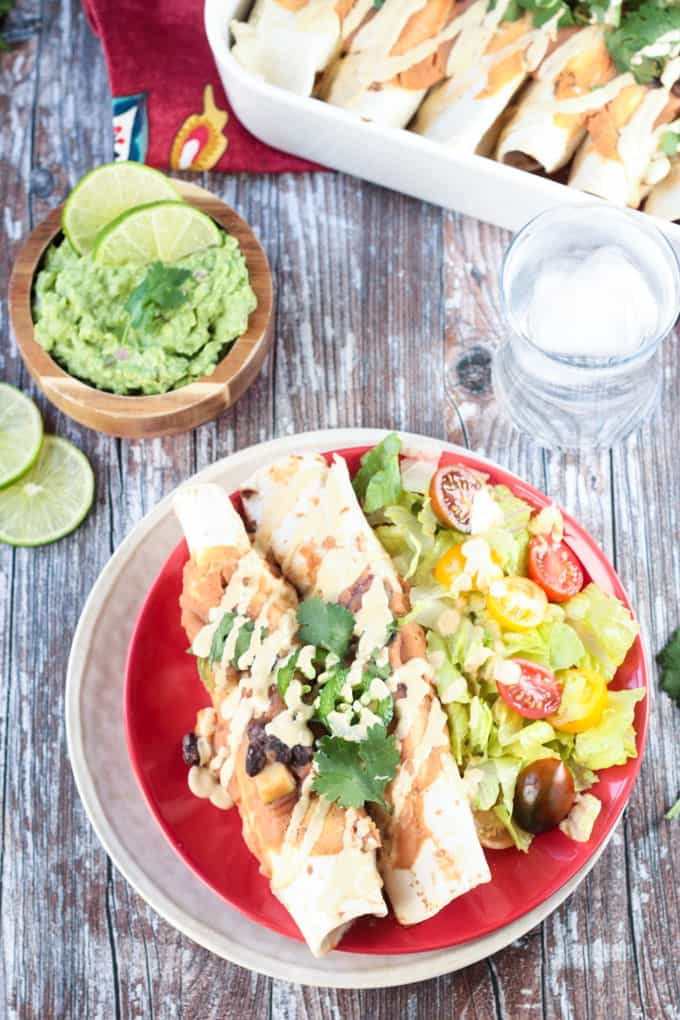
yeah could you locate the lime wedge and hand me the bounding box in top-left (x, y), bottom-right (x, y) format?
top-left (93, 201), bottom-right (222, 266)
top-left (0, 384), bottom-right (43, 489)
top-left (0, 436), bottom-right (94, 546)
top-left (62, 162), bottom-right (181, 255)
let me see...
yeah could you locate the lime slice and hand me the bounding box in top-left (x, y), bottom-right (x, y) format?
top-left (62, 162), bottom-right (181, 255)
top-left (93, 201), bottom-right (222, 265)
top-left (0, 384), bottom-right (43, 489)
top-left (0, 436), bottom-right (94, 546)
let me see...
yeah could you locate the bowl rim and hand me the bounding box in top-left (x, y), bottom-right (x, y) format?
top-left (8, 179), bottom-right (274, 437)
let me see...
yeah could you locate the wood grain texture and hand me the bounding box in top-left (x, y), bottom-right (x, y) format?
top-left (9, 181), bottom-right (274, 438)
top-left (1, 0), bottom-right (678, 1018)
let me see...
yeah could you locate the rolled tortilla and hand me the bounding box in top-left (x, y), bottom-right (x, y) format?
top-left (568, 80), bottom-right (680, 207)
top-left (323, 0), bottom-right (460, 128)
top-left (645, 155), bottom-right (680, 220)
top-left (412, 1), bottom-right (564, 156)
top-left (241, 454), bottom-right (491, 925)
top-left (175, 483), bottom-right (387, 956)
top-left (495, 25), bottom-right (618, 174)
top-left (230, 0), bottom-right (344, 97)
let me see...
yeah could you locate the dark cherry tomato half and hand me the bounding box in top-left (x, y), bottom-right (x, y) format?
top-left (528, 535), bottom-right (584, 603)
top-left (496, 659), bottom-right (562, 719)
top-left (429, 464), bottom-right (482, 532)
top-left (513, 758), bottom-right (575, 834)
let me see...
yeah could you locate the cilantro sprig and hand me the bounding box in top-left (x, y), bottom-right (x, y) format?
top-left (312, 723), bottom-right (400, 809)
top-left (125, 261), bottom-right (192, 339)
top-left (296, 598), bottom-right (355, 659)
top-left (606, 1), bottom-right (680, 83)
top-left (658, 626), bottom-right (680, 705)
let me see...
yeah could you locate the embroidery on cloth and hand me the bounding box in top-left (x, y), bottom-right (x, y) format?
top-left (113, 93), bottom-right (149, 162)
top-left (170, 85), bottom-right (229, 171)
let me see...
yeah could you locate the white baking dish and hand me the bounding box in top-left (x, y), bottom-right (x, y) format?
top-left (205, 0), bottom-right (680, 246)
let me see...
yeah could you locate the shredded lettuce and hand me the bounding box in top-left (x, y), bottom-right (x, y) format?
top-left (446, 703), bottom-right (469, 766)
top-left (494, 805), bottom-right (533, 852)
top-left (427, 631), bottom-right (470, 704)
top-left (486, 485), bottom-right (532, 575)
top-left (469, 696), bottom-right (494, 755)
top-left (573, 687), bottom-right (645, 770)
top-left (564, 583), bottom-right (639, 681)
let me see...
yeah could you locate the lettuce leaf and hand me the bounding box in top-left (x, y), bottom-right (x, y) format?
top-left (446, 702), bottom-right (469, 766)
top-left (353, 432), bottom-right (403, 513)
top-left (486, 484), bottom-right (532, 575)
top-left (469, 695), bottom-right (494, 754)
top-left (427, 630), bottom-right (471, 704)
top-left (564, 583), bottom-right (639, 681)
top-left (573, 687), bottom-right (646, 770)
top-left (494, 805), bottom-right (533, 852)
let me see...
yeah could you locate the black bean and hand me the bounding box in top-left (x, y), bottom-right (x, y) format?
top-left (265, 734), bottom-right (292, 765)
top-left (247, 719), bottom-right (266, 743)
top-left (673, 79), bottom-right (680, 98)
top-left (182, 732), bottom-right (200, 767)
top-left (291, 744), bottom-right (313, 767)
top-left (395, 682), bottom-right (407, 700)
top-left (245, 742), bottom-right (266, 777)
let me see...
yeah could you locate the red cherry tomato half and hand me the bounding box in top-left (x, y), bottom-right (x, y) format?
top-left (496, 659), bottom-right (562, 719)
top-left (528, 536), bottom-right (584, 603)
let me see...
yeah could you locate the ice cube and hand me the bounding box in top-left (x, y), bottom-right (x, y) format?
top-left (524, 245), bottom-right (658, 359)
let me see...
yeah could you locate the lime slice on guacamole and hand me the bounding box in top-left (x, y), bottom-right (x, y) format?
top-left (0, 384), bottom-right (43, 489)
top-left (62, 162), bottom-right (181, 255)
top-left (93, 201), bottom-right (222, 265)
top-left (0, 436), bottom-right (94, 546)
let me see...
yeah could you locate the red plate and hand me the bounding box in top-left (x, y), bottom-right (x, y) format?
top-left (124, 446), bottom-right (648, 954)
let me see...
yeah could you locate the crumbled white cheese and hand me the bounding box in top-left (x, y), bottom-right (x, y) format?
top-left (469, 487), bottom-right (503, 535)
top-left (529, 503), bottom-right (564, 543)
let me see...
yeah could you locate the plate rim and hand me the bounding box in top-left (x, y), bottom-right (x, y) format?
top-left (65, 427), bottom-right (644, 988)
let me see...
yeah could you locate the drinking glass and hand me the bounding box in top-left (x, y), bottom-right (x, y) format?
top-left (494, 204), bottom-right (680, 449)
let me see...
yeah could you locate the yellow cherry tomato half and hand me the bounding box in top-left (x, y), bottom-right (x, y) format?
top-left (548, 668), bottom-right (608, 733)
top-left (434, 545), bottom-right (466, 588)
top-left (486, 576), bottom-right (548, 631)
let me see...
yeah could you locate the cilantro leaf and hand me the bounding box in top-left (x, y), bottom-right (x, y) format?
top-left (277, 648), bottom-right (300, 700)
top-left (317, 666), bottom-right (350, 723)
top-left (125, 261), bottom-right (192, 338)
top-left (657, 627), bottom-right (680, 705)
top-left (296, 598), bottom-right (355, 659)
top-left (231, 620), bottom-right (256, 666)
top-left (209, 612), bottom-right (236, 665)
top-left (607, 2), bottom-right (680, 83)
top-left (312, 723), bottom-right (400, 809)
top-left (352, 433), bottom-right (403, 514)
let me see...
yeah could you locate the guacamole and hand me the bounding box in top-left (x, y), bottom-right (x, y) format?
top-left (32, 234), bottom-right (257, 395)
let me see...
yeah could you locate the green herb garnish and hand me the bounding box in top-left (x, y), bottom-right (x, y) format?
top-left (607, 1), bottom-right (680, 84)
top-left (666, 796), bottom-right (680, 820)
top-left (658, 626), bottom-right (680, 705)
top-left (317, 666), bottom-right (350, 723)
top-left (231, 620), bottom-right (256, 667)
top-left (209, 611), bottom-right (237, 665)
top-left (277, 649), bottom-right (301, 700)
top-left (312, 723), bottom-right (400, 809)
top-left (125, 261), bottom-right (192, 338)
top-left (352, 432), bottom-right (403, 514)
top-left (296, 598), bottom-right (355, 659)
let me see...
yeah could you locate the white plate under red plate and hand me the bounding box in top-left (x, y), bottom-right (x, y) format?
top-left (66, 429), bottom-right (648, 986)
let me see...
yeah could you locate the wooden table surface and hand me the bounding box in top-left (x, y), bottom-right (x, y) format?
top-left (2, 2), bottom-right (679, 1018)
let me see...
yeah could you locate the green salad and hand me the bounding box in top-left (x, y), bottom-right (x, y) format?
top-left (353, 434), bottom-right (644, 851)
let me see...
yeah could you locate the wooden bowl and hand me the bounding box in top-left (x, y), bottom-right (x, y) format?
top-left (8, 181), bottom-right (273, 438)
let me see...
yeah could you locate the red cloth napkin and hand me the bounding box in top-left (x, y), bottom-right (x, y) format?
top-left (83, 0), bottom-right (318, 173)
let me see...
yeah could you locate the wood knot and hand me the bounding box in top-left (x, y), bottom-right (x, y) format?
top-left (455, 346), bottom-right (492, 396)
